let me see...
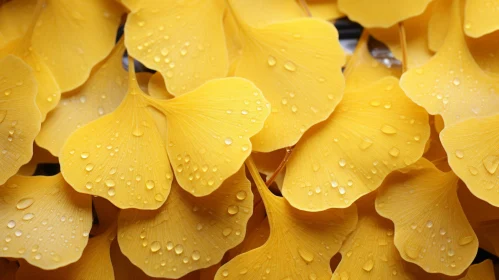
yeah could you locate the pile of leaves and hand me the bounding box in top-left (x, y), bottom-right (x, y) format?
top-left (0, 0), bottom-right (498, 279)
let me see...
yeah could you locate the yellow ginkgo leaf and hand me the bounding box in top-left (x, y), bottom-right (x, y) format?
top-left (252, 149), bottom-right (286, 189)
top-left (459, 182), bottom-right (499, 226)
top-left (423, 116), bottom-right (447, 165)
top-left (375, 159), bottom-right (477, 276)
top-left (230, 5), bottom-right (346, 152)
top-left (0, 0), bottom-right (60, 121)
top-left (337, 0), bottom-right (432, 28)
top-left (228, 0), bottom-right (304, 27)
top-left (59, 62), bottom-right (173, 210)
top-left (400, 0), bottom-right (499, 127)
top-left (369, 2), bottom-right (433, 69)
top-left (0, 0), bottom-right (35, 49)
top-left (0, 174), bottom-right (92, 269)
top-left (125, 0), bottom-right (228, 95)
top-left (332, 203), bottom-right (418, 280)
top-left (151, 77), bottom-right (270, 196)
top-left (214, 158), bottom-right (358, 280)
top-left (344, 31), bottom-right (401, 90)
top-left (440, 114), bottom-right (499, 207)
top-left (110, 239), bottom-right (201, 280)
top-left (307, 0), bottom-right (344, 21)
top-left (224, 10), bottom-right (243, 76)
top-left (283, 76), bottom-right (429, 211)
top-left (464, 0), bottom-right (499, 38)
top-left (31, 0), bottom-right (123, 92)
top-left (427, 0), bottom-right (451, 52)
top-left (92, 197), bottom-right (119, 236)
top-left (36, 39), bottom-right (128, 157)
top-left (0, 55), bottom-right (40, 184)
top-left (18, 144), bottom-right (58, 176)
top-left (147, 72), bottom-right (174, 100)
top-left (118, 168), bottom-right (252, 279)
top-left (16, 226), bottom-right (116, 280)
top-left (460, 259), bottom-right (496, 280)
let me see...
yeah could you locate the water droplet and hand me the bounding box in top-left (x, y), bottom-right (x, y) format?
top-left (291, 105), bottom-right (298, 113)
top-left (267, 55), bottom-right (276, 66)
top-left (80, 152), bottom-right (89, 159)
top-left (146, 180), bottom-right (155, 190)
top-left (222, 227), bottom-right (232, 236)
top-left (298, 248), bottom-right (314, 263)
top-left (439, 228), bottom-right (447, 235)
top-left (284, 61), bottom-right (296, 72)
top-left (389, 147), bottom-right (400, 157)
top-left (166, 241), bottom-right (174, 250)
top-left (174, 244), bottom-right (184, 255)
top-left (85, 163), bottom-right (94, 172)
top-left (150, 241), bottom-right (161, 252)
top-left (458, 236), bottom-right (473, 246)
top-left (108, 188), bottom-right (116, 197)
top-left (359, 138), bottom-right (373, 150)
top-left (222, 270), bottom-right (229, 277)
top-left (14, 230), bottom-right (22, 237)
top-left (236, 191), bottom-right (247, 201)
top-left (85, 182), bottom-right (93, 190)
top-left (227, 205), bottom-right (239, 215)
top-left (16, 198), bottom-right (34, 210)
top-left (132, 127), bottom-right (143, 137)
top-left (405, 245), bottom-right (419, 259)
top-left (362, 259), bottom-right (374, 272)
top-left (7, 220), bottom-right (15, 229)
top-left (455, 150), bottom-right (464, 159)
top-left (191, 250), bottom-right (200, 261)
top-left (452, 78), bottom-right (461, 86)
top-left (447, 249), bottom-right (455, 256)
top-left (23, 213), bottom-right (34, 221)
top-left (105, 180), bottom-right (116, 187)
top-left (381, 125), bottom-right (397, 135)
top-left (483, 155), bottom-right (499, 174)
top-left (224, 137), bottom-right (233, 145)
top-left (338, 158), bottom-right (346, 167)
top-left (339, 187), bottom-right (346, 195)
top-left (468, 166), bottom-right (478, 175)
top-left (426, 220), bottom-right (433, 228)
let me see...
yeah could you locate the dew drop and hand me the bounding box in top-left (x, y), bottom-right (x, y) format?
top-left (227, 205), bottom-right (239, 215)
top-left (389, 147), bottom-right (400, 157)
top-left (174, 244), bottom-right (184, 255)
top-left (7, 220), bottom-right (15, 229)
top-left (146, 180), bottom-right (155, 190)
top-left (16, 198), bottom-right (34, 210)
top-left (455, 150), bottom-right (464, 159)
top-left (298, 248), bottom-right (314, 263)
top-left (452, 78), bottom-right (461, 86)
top-left (154, 193), bottom-right (164, 202)
top-left (338, 158), bottom-right (346, 167)
top-left (222, 227), bottom-right (232, 237)
top-left (105, 180), bottom-right (115, 187)
top-left (284, 61), bottom-right (296, 72)
top-left (23, 213), bottom-right (34, 221)
top-left (381, 124), bottom-right (397, 135)
top-left (291, 105), bottom-right (298, 113)
top-left (359, 138), bottom-right (373, 150)
top-left (85, 163), bottom-right (94, 172)
top-left (224, 137), bottom-right (233, 145)
top-left (80, 152), bottom-right (89, 159)
top-left (150, 241), bottom-right (161, 252)
top-left (108, 188), bottom-right (116, 197)
top-left (85, 182), bottom-right (93, 190)
top-left (236, 191), bottom-right (247, 201)
top-left (362, 259), bottom-right (374, 272)
top-left (458, 236), bottom-right (473, 246)
top-left (191, 250), bottom-right (201, 261)
top-left (483, 155), bottom-right (499, 174)
top-left (267, 55), bottom-right (276, 66)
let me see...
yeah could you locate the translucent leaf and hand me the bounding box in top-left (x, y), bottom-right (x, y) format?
top-left (307, 0), bottom-right (344, 21)
top-left (59, 76), bottom-right (173, 210)
top-left (118, 168), bottom-right (252, 278)
top-left (231, 8), bottom-right (346, 151)
top-left (400, 0), bottom-right (499, 126)
top-left (215, 159), bottom-right (358, 279)
top-left (337, 0), bottom-right (432, 28)
top-left (16, 227), bottom-right (115, 279)
top-left (0, 55), bottom-right (40, 184)
top-left (125, 0), bottom-right (228, 95)
top-left (376, 159), bottom-right (477, 276)
top-left (441, 114), bottom-right (499, 206)
top-left (464, 0), bottom-right (499, 38)
top-left (283, 77), bottom-right (429, 210)
top-left (36, 40), bottom-right (128, 156)
top-left (153, 77), bottom-right (270, 196)
top-left (0, 174), bottom-right (92, 269)
top-left (31, 0), bottom-right (124, 91)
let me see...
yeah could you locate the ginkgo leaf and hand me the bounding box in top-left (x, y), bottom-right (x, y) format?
top-left (16, 226), bottom-right (116, 279)
top-left (224, 10), bottom-right (243, 75)
top-left (0, 174), bottom-right (92, 269)
top-left (283, 76), bottom-right (429, 211)
top-left (423, 116), bottom-right (447, 164)
top-left (337, 0), bottom-right (432, 28)
top-left (31, 0), bottom-right (123, 92)
top-left (59, 64), bottom-right (173, 210)
top-left (110, 239), bottom-right (201, 280)
top-left (148, 72), bottom-right (174, 100)
top-left (400, 0), bottom-right (499, 127)
top-left (307, 0), bottom-right (344, 21)
top-left (460, 259), bottom-right (496, 280)
top-left (0, 0), bottom-right (35, 49)
top-left (18, 144), bottom-right (58, 176)
top-left (118, 168), bottom-right (253, 279)
top-left (252, 149), bottom-right (286, 189)
top-left (464, 0), bottom-right (499, 38)
top-left (125, 0), bottom-right (228, 95)
top-left (0, 55), bottom-right (40, 184)
top-left (332, 203), bottom-right (419, 280)
top-left (344, 32), bottom-right (401, 90)
top-left (459, 182), bottom-right (499, 226)
top-left (427, 0), bottom-right (451, 52)
top-left (369, 2), bottom-right (433, 69)
top-left (230, 6), bottom-right (346, 152)
top-left (36, 39), bottom-right (128, 157)
top-left (92, 197), bottom-right (119, 236)
top-left (214, 158), bottom-right (358, 280)
top-left (151, 77), bottom-right (270, 196)
top-left (375, 159), bottom-right (477, 276)
top-left (228, 0), bottom-right (304, 27)
top-left (440, 114), bottom-right (499, 207)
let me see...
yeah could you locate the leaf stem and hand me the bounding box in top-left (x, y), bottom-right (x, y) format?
top-left (298, 0), bottom-right (312, 17)
top-left (265, 146), bottom-right (293, 187)
top-left (398, 21), bottom-right (408, 73)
